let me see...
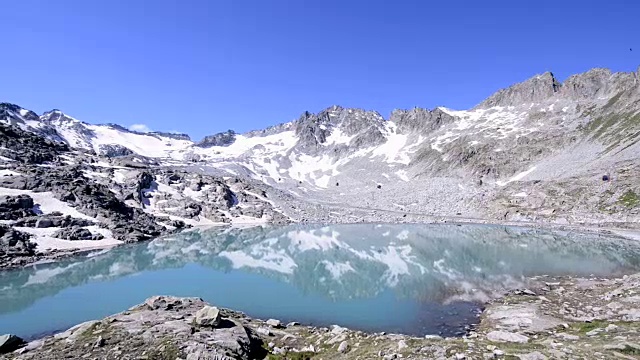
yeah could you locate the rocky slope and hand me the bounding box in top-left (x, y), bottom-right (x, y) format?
top-left (3, 271), bottom-right (640, 359)
top-left (1, 66), bottom-right (640, 268)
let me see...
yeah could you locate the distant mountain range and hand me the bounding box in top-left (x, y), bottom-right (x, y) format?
top-left (1, 67), bottom-right (639, 266)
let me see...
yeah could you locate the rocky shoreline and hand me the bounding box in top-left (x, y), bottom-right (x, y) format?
top-left (2, 271), bottom-right (640, 360)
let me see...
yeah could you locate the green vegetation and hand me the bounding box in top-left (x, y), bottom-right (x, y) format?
top-left (618, 190), bottom-right (639, 208)
top-left (266, 352), bottom-right (315, 360)
top-left (147, 339), bottom-right (181, 360)
top-left (620, 344), bottom-right (640, 356)
top-left (571, 320), bottom-right (608, 334)
top-left (585, 111), bottom-right (640, 145)
top-left (602, 92), bottom-right (623, 111)
top-left (78, 322), bottom-right (101, 341)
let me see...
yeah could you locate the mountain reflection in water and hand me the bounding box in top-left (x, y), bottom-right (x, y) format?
top-left (1, 223), bottom-right (640, 339)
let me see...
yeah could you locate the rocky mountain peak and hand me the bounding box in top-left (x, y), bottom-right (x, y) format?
top-left (293, 106), bottom-right (386, 152)
top-left (40, 109), bottom-right (80, 125)
top-left (561, 68), bottom-right (638, 100)
top-left (0, 103), bottom-right (40, 123)
top-left (476, 71), bottom-right (561, 109)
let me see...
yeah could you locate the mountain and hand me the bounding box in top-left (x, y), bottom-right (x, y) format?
top-left (1, 66), bottom-right (640, 268)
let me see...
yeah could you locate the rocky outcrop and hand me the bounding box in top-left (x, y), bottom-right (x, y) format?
top-left (13, 215), bottom-right (94, 228)
top-left (96, 144), bottom-right (134, 158)
top-left (0, 195), bottom-right (36, 220)
top-left (52, 227), bottom-right (103, 241)
top-left (0, 123), bottom-right (68, 164)
top-left (0, 225), bottom-right (35, 258)
top-left (196, 130), bottom-right (236, 148)
top-left (477, 72), bottom-right (562, 108)
top-left (149, 131), bottom-right (191, 141)
top-left (389, 107), bottom-right (457, 133)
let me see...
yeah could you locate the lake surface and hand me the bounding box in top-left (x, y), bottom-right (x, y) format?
top-left (2, 223), bottom-right (640, 339)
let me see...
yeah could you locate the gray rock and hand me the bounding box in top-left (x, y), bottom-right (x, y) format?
top-left (266, 319), bottom-right (282, 328)
top-left (0, 334), bottom-right (25, 354)
top-left (35, 218), bottom-right (53, 228)
top-left (97, 144), bottom-right (134, 157)
top-left (518, 351), bottom-right (547, 360)
top-left (194, 306), bottom-right (221, 327)
top-left (486, 331), bottom-right (529, 343)
top-left (338, 340), bottom-right (349, 353)
top-left (196, 130), bottom-right (236, 148)
top-left (52, 226), bottom-right (103, 241)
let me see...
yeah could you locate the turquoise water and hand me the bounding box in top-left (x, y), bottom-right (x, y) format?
top-left (1, 223), bottom-right (640, 339)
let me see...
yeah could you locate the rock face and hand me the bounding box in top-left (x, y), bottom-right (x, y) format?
top-left (96, 144), bottom-right (134, 157)
top-left (0, 226), bottom-right (35, 258)
top-left (196, 130), bottom-right (236, 147)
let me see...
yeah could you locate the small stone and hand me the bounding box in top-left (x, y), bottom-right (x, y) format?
top-left (286, 322), bottom-right (300, 327)
top-left (586, 328), bottom-right (603, 336)
top-left (383, 354), bottom-right (397, 360)
top-left (605, 324), bottom-right (619, 332)
top-left (556, 333), bottom-right (579, 341)
top-left (455, 353), bottom-right (466, 359)
top-left (267, 342), bottom-right (275, 348)
top-left (425, 335), bottom-right (443, 340)
top-left (486, 345), bottom-right (496, 351)
top-left (493, 349), bottom-right (505, 356)
top-left (338, 340), bottom-right (349, 353)
top-left (266, 319), bottom-right (282, 328)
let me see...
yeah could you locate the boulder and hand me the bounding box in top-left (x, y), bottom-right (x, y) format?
top-left (0, 334), bottom-right (25, 354)
top-left (52, 227), bottom-right (103, 241)
top-left (35, 218), bottom-right (53, 228)
top-left (194, 306), bottom-right (221, 327)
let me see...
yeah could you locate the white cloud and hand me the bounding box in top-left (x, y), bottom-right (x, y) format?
top-left (129, 124), bottom-right (152, 133)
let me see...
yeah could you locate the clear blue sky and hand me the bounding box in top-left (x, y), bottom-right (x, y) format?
top-left (2, 0), bottom-right (638, 139)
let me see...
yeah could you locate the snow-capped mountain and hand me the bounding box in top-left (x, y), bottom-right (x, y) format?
top-left (2, 66), bottom-right (640, 226)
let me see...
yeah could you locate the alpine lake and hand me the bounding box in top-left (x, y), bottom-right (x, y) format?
top-left (2, 223), bottom-right (640, 340)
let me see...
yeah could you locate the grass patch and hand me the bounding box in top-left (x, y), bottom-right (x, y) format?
top-left (620, 344), bottom-right (640, 356)
top-left (603, 92), bottom-right (623, 111)
top-left (571, 320), bottom-right (608, 334)
top-left (267, 351), bottom-right (315, 360)
top-left (585, 111), bottom-right (640, 145)
top-left (147, 339), bottom-right (181, 360)
top-left (618, 190), bottom-right (639, 208)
